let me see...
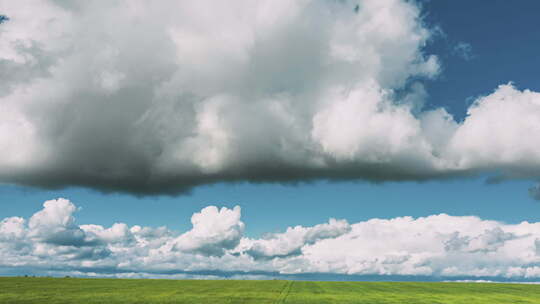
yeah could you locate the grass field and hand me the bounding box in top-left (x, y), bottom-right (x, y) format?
top-left (1, 277), bottom-right (540, 303)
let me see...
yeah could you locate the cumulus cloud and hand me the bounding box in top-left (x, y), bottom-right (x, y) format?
top-left (444, 228), bottom-right (519, 253)
top-left (28, 198), bottom-right (89, 246)
top-left (173, 206), bottom-right (244, 256)
top-left (2, 198), bottom-right (540, 280)
top-left (240, 218), bottom-right (351, 260)
top-left (1, 0), bottom-right (538, 195)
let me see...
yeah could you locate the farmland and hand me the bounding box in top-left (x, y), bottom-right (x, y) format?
top-left (1, 277), bottom-right (540, 303)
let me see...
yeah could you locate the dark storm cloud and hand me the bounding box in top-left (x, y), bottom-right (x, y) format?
top-left (1, 1), bottom-right (540, 195)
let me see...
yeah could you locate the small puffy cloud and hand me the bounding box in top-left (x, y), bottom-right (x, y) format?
top-left (448, 84), bottom-right (540, 178)
top-left (453, 42), bottom-right (474, 60)
top-left (28, 198), bottom-right (88, 246)
top-left (0, 217), bottom-right (26, 241)
top-left (173, 206), bottom-right (244, 257)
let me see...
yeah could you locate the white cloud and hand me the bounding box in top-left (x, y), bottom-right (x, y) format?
top-left (173, 206), bottom-right (244, 257)
top-left (448, 84), bottom-right (540, 174)
top-left (0, 0), bottom-right (438, 193)
top-left (1, 0), bottom-right (540, 198)
top-left (81, 223), bottom-right (134, 245)
top-left (240, 218), bottom-right (350, 260)
top-left (1, 198), bottom-right (540, 280)
top-left (0, 217), bottom-right (26, 241)
top-left (28, 198), bottom-right (88, 246)
top-left (1, 0), bottom-right (539, 196)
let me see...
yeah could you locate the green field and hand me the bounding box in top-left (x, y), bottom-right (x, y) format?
top-left (1, 277), bottom-right (540, 303)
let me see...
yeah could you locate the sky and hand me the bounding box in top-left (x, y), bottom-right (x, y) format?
top-left (1, 0), bottom-right (540, 281)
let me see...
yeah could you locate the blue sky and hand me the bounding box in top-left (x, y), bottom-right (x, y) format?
top-left (1, 0), bottom-right (540, 280)
top-left (2, 0), bottom-right (539, 235)
top-left (422, 0), bottom-right (540, 120)
top-left (1, 177), bottom-right (539, 239)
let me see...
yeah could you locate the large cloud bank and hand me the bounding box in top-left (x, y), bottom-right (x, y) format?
top-left (2, 198), bottom-right (540, 280)
top-left (1, 0), bottom-right (540, 195)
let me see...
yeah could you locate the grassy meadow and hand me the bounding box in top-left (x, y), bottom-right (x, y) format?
top-left (1, 277), bottom-right (540, 303)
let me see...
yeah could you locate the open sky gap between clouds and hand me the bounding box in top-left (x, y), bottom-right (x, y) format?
top-left (1, 0), bottom-right (540, 196)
